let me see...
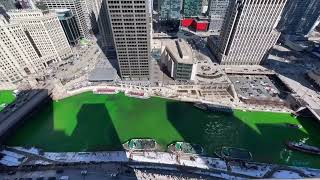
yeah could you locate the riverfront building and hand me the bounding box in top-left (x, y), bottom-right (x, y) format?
top-left (106, 0), bottom-right (151, 80)
top-left (208, 0), bottom-right (287, 65)
top-left (207, 0), bottom-right (229, 34)
top-left (161, 39), bottom-right (196, 81)
top-left (0, 15), bottom-right (45, 86)
top-left (55, 9), bottom-right (81, 45)
top-left (42, 0), bottom-right (93, 39)
top-left (8, 9), bottom-right (72, 63)
top-left (278, 0), bottom-right (320, 36)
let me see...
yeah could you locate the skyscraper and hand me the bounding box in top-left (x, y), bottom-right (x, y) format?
top-left (8, 9), bottom-right (72, 64)
top-left (278, 0), bottom-right (320, 36)
top-left (55, 9), bottom-right (81, 45)
top-left (158, 0), bottom-right (182, 20)
top-left (106, 0), bottom-right (151, 80)
top-left (183, 0), bottom-right (202, 17)
top-left (207, 0), bottom-right (229, 33)
top-left (42, 0), bottom-right (92, 39)
top-left (0, 15), bottom-right (45, 85)
top-left (208, 0), bottom-right (287, 65)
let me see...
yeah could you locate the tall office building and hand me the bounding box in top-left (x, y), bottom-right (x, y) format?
top-left (153, 0), bottom-right (181, 33)
top-left (158, 0), bottom-right (182, 20)
top-left (278, 0), bottom-right (320, 36)
top-left (0, 15), bottom-right (45, 85)
top-left (8, 9), bottom-right (72, 64)
top-left (106, 0), bottom-right (151, 80)
top-left (183, 0), bottom-right (202, 17)
top-left (55, 9), bottom-right (81, 45)
top-left (208, 0), bottom-right (287, 65)
top-left (207, 0), bottom-right (229, 33)
top-left (42, 0), bottom-right (93, 39)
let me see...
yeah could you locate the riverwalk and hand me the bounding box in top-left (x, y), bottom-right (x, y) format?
top-left (1, 147), bottom-right (320, 179)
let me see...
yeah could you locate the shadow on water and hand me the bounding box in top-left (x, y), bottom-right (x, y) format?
top-left (72, 103), bottom-right (123, 151)
top-left (4, 102), bottom-right (124, 152)
top-left (165, 101), bottom-right (320, 168)
top-left (3, 93), bottom-right (137, 178)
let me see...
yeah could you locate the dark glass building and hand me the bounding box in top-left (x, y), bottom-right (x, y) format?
top-left (55, 9), bottom-right (80, 45)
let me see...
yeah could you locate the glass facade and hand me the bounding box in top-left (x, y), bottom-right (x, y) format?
top-left (183, 0), bottom-right (202, 17)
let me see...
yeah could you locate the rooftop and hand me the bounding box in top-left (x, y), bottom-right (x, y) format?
top-left (164, 39), bottom-right (193, 64)
top-left (229, 75), bottom-right (280, 100)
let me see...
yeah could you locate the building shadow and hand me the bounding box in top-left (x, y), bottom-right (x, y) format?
top-left (71, 103), bottom-right (123, 151)
top-left (93, 0), bottom-right (120, 75)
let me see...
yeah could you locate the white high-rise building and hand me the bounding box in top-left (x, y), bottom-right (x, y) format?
top-left (209, 0), bottom-right (287, 65)
top-left (42, 0), bottom-right (94, 39)
top-left (0, 15), bottom-right (45, 86)
top-left (106, 0), bottom-right (151, 80)
top-left (8, 9), bottom-right (72, 65)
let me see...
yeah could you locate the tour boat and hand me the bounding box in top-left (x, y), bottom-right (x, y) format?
top-left (286, 141), bottom-right (320, 155)
top-left (123, 138), bottom-right (157, 151)
top-left (94, 88), bottom-right (119, 95)
top-left (215, 147), bottom-right (252, 161)
top-left (193, 103), bottom-right (207, 111)
top-left (125, 91), bottom-right (150, 99)
top-left (168, 142), bottom-right (205, 155)
top-left (194, 103), bottom-right (233, 113)
top-left (285, 123), bottom-right (302, 129)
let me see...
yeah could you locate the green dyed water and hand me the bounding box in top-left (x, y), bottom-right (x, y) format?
top-left (0, 90), bottom-right (15, 111)
top-left (5, 92), bottom-right (320, 168)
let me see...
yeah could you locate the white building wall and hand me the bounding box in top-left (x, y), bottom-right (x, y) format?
top-left (0, 16), bottom-right (45, 85)
top-left (8, 10), bottom-right (72, 65)
top-left (42, 0), bottom-right (91, 39)
top-left (218, 0), bottom-right (287, 65)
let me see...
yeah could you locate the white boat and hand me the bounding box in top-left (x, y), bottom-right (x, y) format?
top-left (125, 91), bottom-right (150, 99)
top-left (93, 88), bottom-right (119, 95)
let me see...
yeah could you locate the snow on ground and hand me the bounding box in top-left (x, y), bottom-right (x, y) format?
top-left (298, 168), bottom-right (320, 178)
top-left (0, 150), bottom-right (26, 166)
top-left (44, 151), bottom-right (129, 163)
top-left (201, 157), bottom-right (228, 170)
top-left (3, 148), bottom-right (320, 179)
top-left (230, 163), bottom-right (272, 178)
top-left (271, 170), bottom-right (303, 179)
top-left (14, 147), bottom-right (40, 155)
top-left (34, 160), bottom-right (51, 165)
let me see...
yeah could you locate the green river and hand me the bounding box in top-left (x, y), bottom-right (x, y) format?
top-left (4, 92), bottom-right (320, 168)
top-left (0, 90), bottom-right (16, 111)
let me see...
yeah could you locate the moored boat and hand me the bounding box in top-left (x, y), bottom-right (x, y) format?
top-left (215, 147), bottom-right (252, 161)
top-left (94, 88), bottom-right (119, 95)
top-left (194, 103), bottom-right (233, 113)
top-left (125, 91), bottom-right (150, 99)
top-left (168, 142), bottom-right (205, 155)
top-left (286, 141), bottom-right (320, 155)
top-left (285, 123), bottom-right (302, 129)
top-left (123, 138), bottom-right (157, 151)
top-left (194, 103), bottom-right (207, 111)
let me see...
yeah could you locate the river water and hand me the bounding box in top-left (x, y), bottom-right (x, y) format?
top-left (5, 92), bottom-right (320, 168)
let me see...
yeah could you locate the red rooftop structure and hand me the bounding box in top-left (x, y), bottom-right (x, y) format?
top-left (181, 17), bottom-right (209, 32)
